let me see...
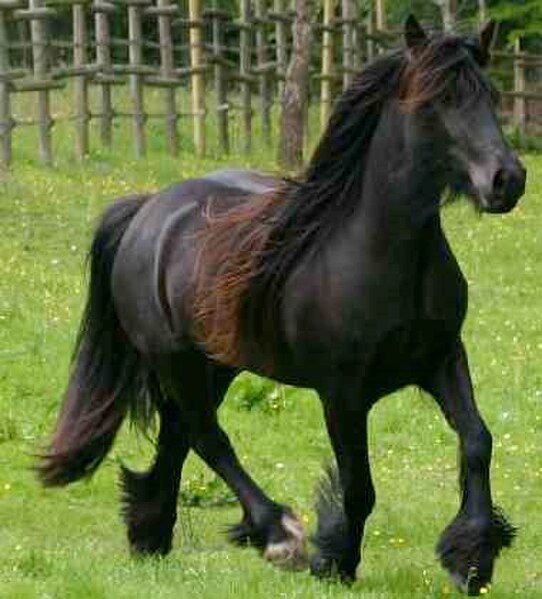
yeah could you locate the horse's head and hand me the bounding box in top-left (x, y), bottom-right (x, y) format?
top-left (401, 16), bottom-right (526, 214)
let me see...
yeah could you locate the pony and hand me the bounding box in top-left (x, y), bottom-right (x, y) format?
top-left (38, 16), bottom-right (526, 595)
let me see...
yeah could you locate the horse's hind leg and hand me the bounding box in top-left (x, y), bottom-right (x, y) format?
top-left (160, 353), bottom-right (308, 571)
top-left (121, 362), bottom-right (234, 556)
top-left (120, 400), bottom-right (188, 556)
top-left (423, 341), bottom-right (516, 596)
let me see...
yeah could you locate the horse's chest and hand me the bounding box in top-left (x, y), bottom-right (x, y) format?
top-left (333, 263), bottom-right (465, 392)
top-left (359, 260), bottom-right (467, 391)
top-left (364, 318), bottom-right (457, 395)
top-left (283, 226), bottom-right (467, 390)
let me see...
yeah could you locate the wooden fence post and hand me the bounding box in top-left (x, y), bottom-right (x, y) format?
top-left (366, 2), bottom-right (374, 60)
top-left (341, 0), bottom-right (354, 89)
top-left (189, 0), bottom-right (205, 156)
top-left (94, 0), bottom-right (113, 146)
top-left (375, 0), bottom-right (386, 33)
top-left (320, 0), bottom-right (335, 129)
top-left (210, 1), bottom-right (229, 154)
top-left (73, 1), bottom-right (89, 160)
top-left (513, 38), bottom-right (526, 136)
top-left (29, 0), bottom-right (53, 164)
top-left (0, 6), bottom-right (12, 165)
top-left (239, 0), bottom-right (252, 153)
top-left (273, 0), bottom-right (287, 98)
top-left (128, 1), bottom-right (145, 157)
top-left (156, 0), bottom-right (179, 156)
top-left (255, 0), bottom-right (271, 146)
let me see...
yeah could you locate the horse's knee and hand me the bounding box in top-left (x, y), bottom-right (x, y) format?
top-left (463, 426), bottom-right (492, 471)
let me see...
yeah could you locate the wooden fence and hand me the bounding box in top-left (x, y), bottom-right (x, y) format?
top-left (0, 0), bottom-right (540, 165)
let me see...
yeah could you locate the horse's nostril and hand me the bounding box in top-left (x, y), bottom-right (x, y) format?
top-left (491, 165), bottom-right (525, 207)
top-left (493, 169), bottom-right (507, 198)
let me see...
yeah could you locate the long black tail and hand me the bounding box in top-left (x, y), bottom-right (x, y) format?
top-left (38, 193), bottom-right (157, 487)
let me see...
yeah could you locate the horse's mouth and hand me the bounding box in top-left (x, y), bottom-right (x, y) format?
top-left (477, 193), bottom-right (520, 214)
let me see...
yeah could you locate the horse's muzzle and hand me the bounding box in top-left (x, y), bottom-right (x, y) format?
top-left (482, 162), bottom-right (527, 214)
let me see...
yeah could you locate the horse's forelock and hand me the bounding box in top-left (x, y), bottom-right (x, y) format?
top-left (399, 35), bottom-right (493, 112)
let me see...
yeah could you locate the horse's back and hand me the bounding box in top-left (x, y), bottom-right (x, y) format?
top-left (201, 169), bottom-right (280, 195)
top-left (110, 170), bottom-right (279, 356)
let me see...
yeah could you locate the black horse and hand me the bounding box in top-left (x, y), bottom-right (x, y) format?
top-left (39, 16), bottom-right (526, 596)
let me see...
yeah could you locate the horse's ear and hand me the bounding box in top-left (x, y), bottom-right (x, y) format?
top-left (480, 20), bottom-right (497, 65)
top-left (405, 15), bottom-right (428, 53)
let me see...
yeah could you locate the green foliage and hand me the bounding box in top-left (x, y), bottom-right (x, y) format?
top-left (180, 473), bottom-right (236, 507)
top-left (228, 373), bottom-right (291, 414)
top-left (506, 127), bottom-right (542, 153)
top-left (386, 0), bottom-right (542, 50)
top-left (386, 0), bottom-right (442, 29)
top-left (489, 0), bottom-right (542, 45)
top-left (0, 417), bottom-right (19, 444)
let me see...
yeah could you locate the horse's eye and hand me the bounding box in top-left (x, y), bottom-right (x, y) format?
top-left (440, 89), bottom-right (459, 109)
top-left (441, 92), bottom-right (453, 106)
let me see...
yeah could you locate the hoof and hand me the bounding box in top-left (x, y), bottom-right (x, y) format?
top-left (124, 502), bottom-right (176, 556)
top-left (310, 553), bottom-right (355, 584)
top-left (120, 466), bottom-right (176, 557)
top-left (449, 567), bottom-right (491, 596)
top-left (128, 526), bottom-right (174, 557)
top-left (437, 508), bottom-right (516, 595)
top-left (263, 513), bottom-right (308, 571)
top-left (227, 518), bottom-right (258, 547)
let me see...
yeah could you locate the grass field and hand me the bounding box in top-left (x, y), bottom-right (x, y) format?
top-left (0, 121), bottom-right (540, 599)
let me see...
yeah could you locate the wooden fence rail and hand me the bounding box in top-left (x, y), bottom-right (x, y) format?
top-left (0, 0), bottom-right (540, 165)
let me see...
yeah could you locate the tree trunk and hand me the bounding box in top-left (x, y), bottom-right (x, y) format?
top-left (277, 0), bottom-right (313, 169)
top-left (479, 0), bottom-right (487, 25)
top-left (433, 0), bottom-right (457, 32)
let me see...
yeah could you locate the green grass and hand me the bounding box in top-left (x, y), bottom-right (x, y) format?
top-left (0, 115), bottom-right (541, 599)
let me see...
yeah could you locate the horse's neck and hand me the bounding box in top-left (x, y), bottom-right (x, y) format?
top-left (351, 111), bottom-right (444, 250)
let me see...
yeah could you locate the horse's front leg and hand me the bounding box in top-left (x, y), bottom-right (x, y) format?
top-left (423, 340), bottom-right (516, 596)
top-left (311, 395), bottom-right (374, 583)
